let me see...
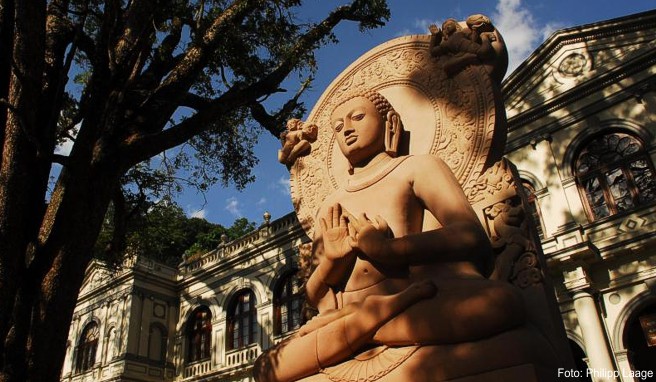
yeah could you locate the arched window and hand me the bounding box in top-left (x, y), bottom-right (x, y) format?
top-left (187, 306), bottom-right (212, 363)
top-left (76, 321), bottom-right (99, 373)
top-left (521, 180), bottom-right (546, 239)
top-left (227, 290), bottom-right (257, 350)
top-left (274, 271), bottom-right (304, 335)
top-left (574, 131), bottom-right (656, 221)
top-left (148, 323), bottom-right (168, 362)
top-left (624, 303), bottom-right (656, 374)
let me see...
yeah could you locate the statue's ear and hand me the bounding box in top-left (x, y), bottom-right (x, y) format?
top-left (384, 111), bottom-right (403, 157)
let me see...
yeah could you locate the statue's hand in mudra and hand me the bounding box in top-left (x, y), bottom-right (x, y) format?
top-left (348, 213), bottom-right (400, 265)
top-left (320, 203), bottom-right (357, 261)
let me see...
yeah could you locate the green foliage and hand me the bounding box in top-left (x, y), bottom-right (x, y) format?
top-left (183, 217), bottom-right (257, 259)
top-left (94, 197), bottom-right (256, 266)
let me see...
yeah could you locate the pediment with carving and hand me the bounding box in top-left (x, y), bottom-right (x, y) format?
top-left (505, 13), bottom-right (656, 119)
top-left (79, 265), bottom-right (110, 296)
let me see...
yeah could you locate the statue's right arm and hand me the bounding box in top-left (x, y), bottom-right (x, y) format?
top-left (305, 234), bottom-right (352, 312)
top-left (305, 204), bottom-right (357, 311)
top-left (303, 237), bottom-right (343, 312)
top-left (305, 258), bottom-right (338, 312)
top-left (429, 28), bottom-right (444, 57)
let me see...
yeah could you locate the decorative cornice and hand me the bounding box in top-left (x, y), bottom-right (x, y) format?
top-left (506, 51), bottom-right (656, 143)
top-left (503, 9), bottom-right (656, 96)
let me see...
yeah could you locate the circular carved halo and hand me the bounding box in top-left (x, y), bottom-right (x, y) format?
top-left (290, 35), bottom-right (502, 238)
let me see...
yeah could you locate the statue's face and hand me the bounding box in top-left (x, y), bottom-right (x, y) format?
top-left (331, 97), bottom-right (385, 166)
top-left (443, 20), bottom-right (457, 35)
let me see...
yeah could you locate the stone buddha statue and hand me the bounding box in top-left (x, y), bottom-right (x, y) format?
top-left (255, 16), bottom-right (568, 382)
top-left (253, 90), bottom-right (543, 382)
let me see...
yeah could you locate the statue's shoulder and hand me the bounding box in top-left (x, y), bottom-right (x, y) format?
top-left (400, 154), bottom-right (449, 170)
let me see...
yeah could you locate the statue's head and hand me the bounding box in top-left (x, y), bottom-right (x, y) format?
top-left (330, 90), bottom-right (403, 166)
top-left (442, 18), bottom-right (460, 37)
top-left (466, 14), bottom-right (493, 33)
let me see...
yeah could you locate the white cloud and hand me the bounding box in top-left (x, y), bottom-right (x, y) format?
top-left (225, 197), bottom-right (242, 217)
top-left (189, 208), bottom-right (207, 219)
top-left (256, 197), bottom-right (267, 206)
top-left (493, 0), bottom-right (540, 73)
top-left (492, 0), bottom-right (561, 73)
top-left (277, 176), bottom-right (291, 196)
top-left (541, 21), bottom-right (565, 42)
top-left (395, 28), bottom-right (412, 37)
top-left (55, 138), bottom-right (74, 156)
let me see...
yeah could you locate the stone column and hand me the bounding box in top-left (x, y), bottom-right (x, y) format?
top-left (572, 290), bottom-right (617, 382)
top-left (614, 350), bottom-right (635, 382)
top-left (564, 265), bottom-right (617, 382)
top-left (127, 291), bottom-right (143, 354)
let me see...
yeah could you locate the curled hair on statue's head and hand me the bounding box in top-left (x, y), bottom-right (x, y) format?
top-left (334, 89), bottom-right (404, 157)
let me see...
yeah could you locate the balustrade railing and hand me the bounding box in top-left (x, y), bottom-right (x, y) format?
top-left (225, 343), bottom-right (260, 368)
top-left (183, 359), bottom-right (212, 378)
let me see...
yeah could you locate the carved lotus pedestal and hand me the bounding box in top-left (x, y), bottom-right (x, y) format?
top-left (298, 326), bottom-right (558, 382)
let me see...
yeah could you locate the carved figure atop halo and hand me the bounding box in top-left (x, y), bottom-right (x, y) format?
top-left (278, 118), bottom-right (318, 167)
top-left (429, 14), bottom-right (508, 83)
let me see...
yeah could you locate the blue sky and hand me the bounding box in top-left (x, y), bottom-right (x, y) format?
top-left (175, 0), bottom-right (655, 227)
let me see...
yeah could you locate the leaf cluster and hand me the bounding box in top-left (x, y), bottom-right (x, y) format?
top-left (94, 196), bottom-right (256, 267)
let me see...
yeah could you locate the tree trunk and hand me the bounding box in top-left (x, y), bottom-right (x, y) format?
top-left (1, 162), bottom-right (119, 382)
top-left (0, 0), bottom-right (46, 373)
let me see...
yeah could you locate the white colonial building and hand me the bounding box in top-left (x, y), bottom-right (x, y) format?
top-left (61, 10), bottom-right (656, 382)
top-left (503, 9), bottom-right (656, 381)
top-left (60, 213), bottom-right (310, 382)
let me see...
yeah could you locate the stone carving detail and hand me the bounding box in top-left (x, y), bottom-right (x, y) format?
top-left (279, 119), bottom-right (318, 167)
top-left (558, 53), bottom-right (587, 77)
top-left (320, 346), bottom-right (419, 382)
top-left (485, 198), bottom-right (544, 289)
top-left (429, 14), bottom-right (508, 83)
top-left (465, 157), bottom-right (514, 204)
top-left (473, 159), bottom-right (544, 289)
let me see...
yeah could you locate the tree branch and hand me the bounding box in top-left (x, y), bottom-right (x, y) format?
top-left (140, 0), bottom-right (259, 125)
top-left (140, 16), bottom-right (184, 86)
top-left (102, 187), bottom-right (128, 263)
top-left (122, 0), bottom-right (389, 167)
top-left (249, 77), bottom-right (311, 136)
top-left (180, 92), bottom-right (212, 110)
top-left (257, 3), bottom-right (385, 94)
top-left (52, 154), bottom-right (70, 167)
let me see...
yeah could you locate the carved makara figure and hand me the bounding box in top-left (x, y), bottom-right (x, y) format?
top-left (278, 119), bottom-right (319, 166)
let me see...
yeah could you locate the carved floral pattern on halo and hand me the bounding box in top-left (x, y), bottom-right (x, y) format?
top-left (289, 35), bottom-right (505, 238)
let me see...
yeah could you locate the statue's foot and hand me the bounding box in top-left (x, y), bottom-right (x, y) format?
top-left (299, 307), bottom-right (355, 337)
top-left (407, 280), bottom-right (438, 299)
top-left (354, 280), bottom-right (437, 333)
top-left (302, 282), bottom-right (436, 338)
top-left (379, 280), bottom-right (436, 312)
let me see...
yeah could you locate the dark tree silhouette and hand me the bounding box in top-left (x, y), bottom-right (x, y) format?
top-left (0, 1), bottom-right (390, 380)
